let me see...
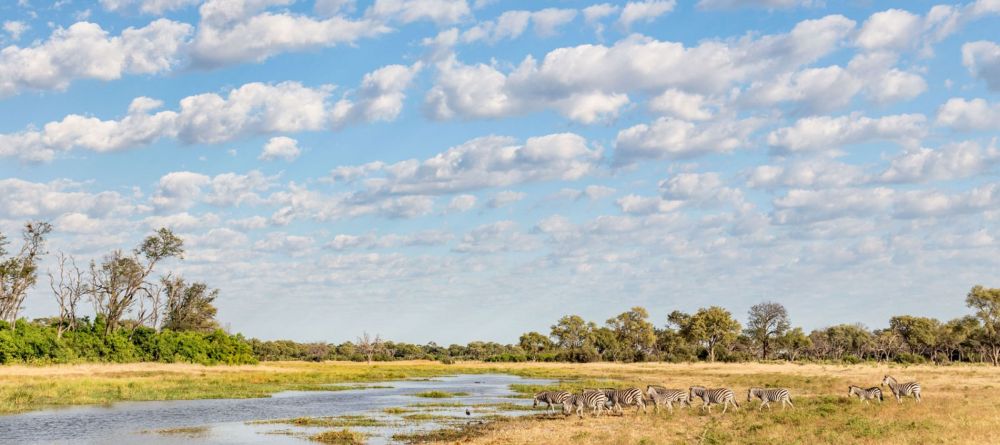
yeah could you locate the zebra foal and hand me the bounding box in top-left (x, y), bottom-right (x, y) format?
top-left (847, 385), bottom-right (883, 404)
top-left (533, 390), bottom-right (571, 412)
top-left (646, 385), bottom-right (690, 413)
top-left (882, 375), bottom-right (921, 403)
top-left (747, 387), bottom-right (793, 410)
top-left (689, 386), bottom-right (739, 414)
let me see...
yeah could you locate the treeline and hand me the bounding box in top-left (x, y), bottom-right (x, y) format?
top-left (0, 222), bottom-right (255, 365)
top-left (2, 221), bottom-right (999, 366)
top-left (251, 294), bottom-right (1000, 366)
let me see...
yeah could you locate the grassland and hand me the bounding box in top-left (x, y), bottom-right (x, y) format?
top-left (2, 361), bottom-right (998, 444)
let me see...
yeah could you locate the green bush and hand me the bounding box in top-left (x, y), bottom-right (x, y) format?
top-left (0, 319), bottom-right (256, 365)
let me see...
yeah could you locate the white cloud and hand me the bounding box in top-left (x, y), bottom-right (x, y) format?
top-left (583, 3), bottom-right (620, 26)
top-left (151, 170), bottom-right (275, 211)
top-left (0, 178), bottom-right (138, 219)
top-left (962, 40), bottom-right (1000, 91)
top-left (461, 8), bottom-right (577, 43)
top-left (697, 0), bottom-right (817, 9)
top-left (447, 194), bottom-right (477, 212)
top-left (3, 21), bottom-right (28, 40)
top-left (0, 19), bottom-right (192, 97)
top-left (331, 63), bottom-right (423, 126)
top-left (648, 89), bottom-right (712, 120)
top-left (366, 0), bottom-right (471, 25)
top-left (101, 0), bottom-right (201, 14)
top-left (659, 172), bottom-right (744, 208)
top-left (2, 61), bottom-right (420, 161)
top-left (768, 113), bottom-right (926, 153)
top-left (354, 133), bottom-right (601, 195)
top-left (453, 221), bottom-right (538, 253)
top-left (259, 136), bottom-right (301, 162)
top-left (616, 194), bottom-right (683, 215)
top-left (772, 187), bottom-right (895, 224)
top-left (879, 141), bottom-right (1000, 183)
top-left (936, 97), bottom-right (1000, 131)
top-left (615, 117), bottom-right (761, 162)
top-left (855, 9), bottom-right (922, 52)
top-left (617, 1), bottom-right (675, 30)
top-left (191, 0), bottom-right (389, 67)
top-left (428, 15), bottom-right (855, 122)
top-left (487, 190), bottom-right (526, 208)
top-left (747, 159), bottom-right (868, 189)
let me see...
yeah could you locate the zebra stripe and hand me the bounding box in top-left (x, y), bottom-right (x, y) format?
top-left (882, 375), bottom-right (922, 403)
top-left (690, 386), bottom-right (739, 414)
top-left (533, 391), bottom-right (571, 411)
top-left (646, 385), bottom-right (690, 413)
top-left (848, 385), bottom-right (883, 404)
top-left (747, 387), bottom-right (793, 410)
top-left (602, 387), bottom-right (646, 414)
top-left (563, 390), bottom-right (608, 418)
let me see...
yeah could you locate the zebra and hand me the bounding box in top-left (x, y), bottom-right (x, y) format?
top-left (689, 386), bottom-right (739, 414)
top-left (847, 385), bottom-right (883, 404)
top-left (882, 375), bottom-right (921, 403)
top-left (602, 387), bottom-right (646, 414)
top-left (563, 390), bottom-right (608, 418)
top-left (747, 387), bottom-right (794, 410)
top-left (646, 385), bottom-right (690, 413)
top-left (533, 390), bottom-right (572, 412)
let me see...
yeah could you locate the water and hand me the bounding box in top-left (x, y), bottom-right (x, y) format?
top-left (0, 374), bottom-right (554, 444)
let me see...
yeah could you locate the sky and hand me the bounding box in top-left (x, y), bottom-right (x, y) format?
top-left (2, 0), bottom-right (1000, 345)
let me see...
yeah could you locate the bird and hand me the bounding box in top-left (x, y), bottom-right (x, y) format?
top-left (465, 408), bottom-right (471, 416)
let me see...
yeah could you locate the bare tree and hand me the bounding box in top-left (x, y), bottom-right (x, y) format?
top-left (88, 228), bottom-right (183, 336)
top-left (48, 252), bottom-right (85, 338)
top-left (0, 222), bottom-right (52, 328)
top-left (356, 332), bottom-right (385, 364)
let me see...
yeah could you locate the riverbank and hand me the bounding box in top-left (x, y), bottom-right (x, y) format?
top-left (4, 361), bottom-right (999, 444)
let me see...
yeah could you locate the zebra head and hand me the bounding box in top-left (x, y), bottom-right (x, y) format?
top-left (689, 386), bottom-right (705, 401)
top-left (532, 392), bottom-right (543, 407)
top-left (881, 375), bottom-right (893, 387)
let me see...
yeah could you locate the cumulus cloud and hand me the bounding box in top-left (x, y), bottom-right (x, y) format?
top-left (615, 117), bottom-right (762, 163)
top-left (101, 0), bottom-right (201, 14)
top-left (151, 170), bottom-right (275, 211)
top-left (767, 113), bottom-right (926, 153)
top-left (191, 0), bottom-right (389, 67)
top-left (962, 40), bottom-right (1000, 91)
top-left (878, 141), bottom-right (1000, 183)
top-left (3, 21), bottom-right (28, 40)
top-left (447, 194), bottom-right (477, 212)
top-left (617, 1), bottom-right (675, 30)
top-left (1, 62), bottom-right (421, 162)
top-left (259, 136), bottom-right (302, 162)
top-left (0, 178), bottom-right (138, 219)
top-left (343, 133), bottom-right (601, 196)
top-left (331, 63), bottom-right (423, 126)
top-left (366, 0), bottom-right (471, 25)
top-left (487, 190), bottom-right (526, 208)
top-left (697, 0), bottom-right (817, 9)
top-left (936, 97), bottom-right (1000, 131)
top-left (747, 159), bottom-right (869, 189)
top-left (427, 15), bottom-right (855, 123)
top-left (0, 19), bottom-right (192, 98)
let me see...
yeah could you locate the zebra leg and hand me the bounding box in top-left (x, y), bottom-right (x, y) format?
top-left (915, 391), bottom-right (921, 403)
top-left (722, 402), bottom-right (729, 414)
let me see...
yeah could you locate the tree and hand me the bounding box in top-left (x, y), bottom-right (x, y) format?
top-left (745, 301), bottom-right (791, 360)
top-left (890, 315), bottom-right (940, 358)
top-left (606, 306), bottom-right (657, 362)
top-left (0, 222), bottom-right (52, 328)
top-left (161, 276), bottom-right (219, 333)
top-left (776, 327), bottom-right (811, 361)
top-left (89, 228), bottom-right (183, 336)
top-left (47, 252), bottom-right (85, 338)
top-left (550, 315), bottom-right (596, 358)
top-left (687, 306), bottom-right (741, 362)
top-left (518, 331), bottom-right (552, 361)
top-left (356, 332), bottom-right (385, 364)
top-left (966, 285), bottom-right (1000, 366)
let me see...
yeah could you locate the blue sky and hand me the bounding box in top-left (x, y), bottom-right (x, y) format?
top-left (2, 0), bottom-right (1000, 344)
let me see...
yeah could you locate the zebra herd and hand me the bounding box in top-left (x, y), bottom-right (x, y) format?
top-left (533, 374), bottom-right (921, 419)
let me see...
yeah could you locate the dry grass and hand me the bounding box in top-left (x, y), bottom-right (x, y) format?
top-left (3, 360), bottom-right (998, 444)
top-left (409, 362), bottom-right (1000, 445)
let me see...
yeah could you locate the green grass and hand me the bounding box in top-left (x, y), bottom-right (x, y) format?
top-left (412, 390), bottom-right (468, 398)
top-left (250, 415), bottom-right (386, 427)
top-left (309, 429), bottom-right (367, 444)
